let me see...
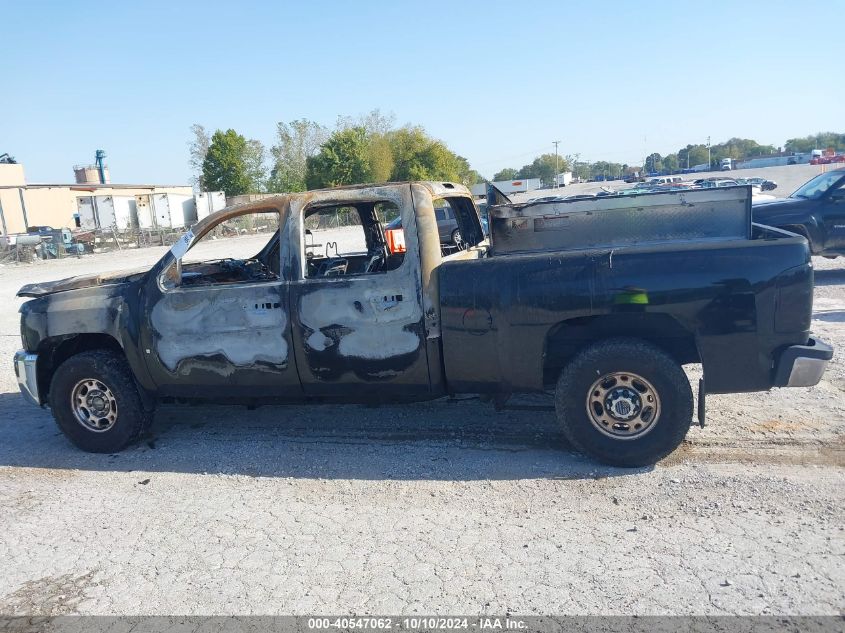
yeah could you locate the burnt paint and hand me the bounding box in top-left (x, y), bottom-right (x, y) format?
top-left (139, 198), bottom-right (301, 399)
top-left (286, 184), bottom-right (433, 398)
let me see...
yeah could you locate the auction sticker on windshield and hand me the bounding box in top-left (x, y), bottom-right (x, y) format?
top-left (170, 229), bottom-right (195, 259)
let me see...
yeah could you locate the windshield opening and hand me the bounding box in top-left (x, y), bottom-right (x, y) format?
top-left (790, 171), bottom-right (845, 200)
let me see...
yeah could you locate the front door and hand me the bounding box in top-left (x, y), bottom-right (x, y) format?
top-left (822, 179), bottom-right (845, 252)
top-left (142, 206), bottom-right (301, 399)
top-left (287, 185), bottom-right (431, 399)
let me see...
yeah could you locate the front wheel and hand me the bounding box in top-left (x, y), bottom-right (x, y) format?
top-left (49, 350), bottom-right (152, 453)
top-left (555, 338), bottom-right (693, 467)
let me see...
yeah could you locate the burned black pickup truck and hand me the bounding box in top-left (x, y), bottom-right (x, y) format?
top-left (14, 181), bottom-right (832, 466)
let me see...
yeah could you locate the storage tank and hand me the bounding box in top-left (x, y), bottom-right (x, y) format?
top-left (74, 165), bottom-right (111, 184)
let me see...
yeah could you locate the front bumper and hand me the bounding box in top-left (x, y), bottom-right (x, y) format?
top-left (774, 338), bottom-right (833, 388)
top-left (13, 350), bottom-right (40, 406)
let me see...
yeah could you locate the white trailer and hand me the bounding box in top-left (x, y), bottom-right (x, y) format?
top-left (150, 193), bottom-right (197, 229)
top-left (94, 195), bottom-right (138, 231)
top-left (555, 172), bottom-right (573, 187)
top-left (75, 197), bottom-right (97, 230)
top-left (194, 191), bottom-right (226, 222)
top-left (490, 178), bottom-right (542, 194)
top-left (134, 195), bottom-right (155, 229)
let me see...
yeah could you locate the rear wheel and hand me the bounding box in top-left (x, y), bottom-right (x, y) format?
top-left (555, 338), bottom-right (693, 467)
top-left (49, 350), bottom-right (152, 453)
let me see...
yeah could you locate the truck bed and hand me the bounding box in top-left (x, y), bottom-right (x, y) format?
top-left (438, 223), bottom-right (813, 396)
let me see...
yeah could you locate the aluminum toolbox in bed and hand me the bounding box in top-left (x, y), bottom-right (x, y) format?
top-left (488, 186), bottom-right (752, 255)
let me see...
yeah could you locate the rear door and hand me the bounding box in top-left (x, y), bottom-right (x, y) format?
top-left (287, 185), bottom-right (431, 398)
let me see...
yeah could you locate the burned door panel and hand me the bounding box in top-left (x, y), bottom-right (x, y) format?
top-left (141, 204), bottom-right (300, 399)
top-left (145, 281), bottom-right (299, 398)
top-left (287, 185), bottom-right (431, 398)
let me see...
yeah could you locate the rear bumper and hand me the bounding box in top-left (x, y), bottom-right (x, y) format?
top-left (774, 338), bottom-right (833, 388)
top-left (13, 350), bottom-right (40, 406)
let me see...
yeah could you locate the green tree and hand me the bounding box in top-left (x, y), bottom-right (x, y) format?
top-left (588, 161), bottom-right (624, 180)
top-left (386, 126), bottom-right (469, 183)
top-left (515, 153), bottom-right (570, 184)
top-left (188, 123), bottom-right (210, 191)
top-left (677, 144), bottom-right (709, 169)
top-left (644, 153), bottom-right (663, 173)
top-left (367, 132), bottom-right (394, 183)
top-left (662, 154), bottom-right (679, 173)
top-left (464, 169), bottom-right (486, 185)
top-left (493, 167), bottom-right (519, 181)
top-left (202, 129), bottom-right (261, 196)
top-left (267, 119), bottom-right (330, 193)
top-left (710, 138), bottom-right (776, 165)
top-left (305, 126), bottom-right (373, 189)
top-left (785, 132), bottom-right (845, 153)
top-left (336, 109), bottom-right (396, 136)
top-left (244, 139), bottom-right (267, 192)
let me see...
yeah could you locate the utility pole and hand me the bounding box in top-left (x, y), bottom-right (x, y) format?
top-left (707, 136), bottom-right (711, 170)
top-left (553, 141), bottom-right (560, 188)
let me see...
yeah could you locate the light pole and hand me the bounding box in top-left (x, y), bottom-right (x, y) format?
top-left (707, 136), bottom-right (711, 170)
top-left (553, 140), bottom-right (560, 188)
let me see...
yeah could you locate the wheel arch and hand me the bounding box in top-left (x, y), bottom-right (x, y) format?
top-left (776, 221), bottom-right (822, 254)
top-left (36, 333), bottom-right (125, 403)
top-left (542, 313), bottom-right (699, 386)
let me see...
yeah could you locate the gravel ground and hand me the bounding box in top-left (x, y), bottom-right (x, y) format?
top-left (0, 233), bottom-right (842, 616)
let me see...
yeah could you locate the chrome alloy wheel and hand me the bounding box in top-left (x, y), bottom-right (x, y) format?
top-left (585, 371), bottom-right (660, 439)
top-left (70, 378), bottom-right (118, 432)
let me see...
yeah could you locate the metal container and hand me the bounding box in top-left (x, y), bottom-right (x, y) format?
top-left (151, 193), bottom-right (196, 229)
top-left (75, 197), bottom-right (97, 230)
top-left (194, 191), bottom-right (226, 221)
top-left (134, 195), bottom-right (155, 229)
top-left (95, 195), bottom-right (137, 231)
top-left (92, 195), bottom-right (116, 228)
top-left (489, 186), bottom-right (752, 255)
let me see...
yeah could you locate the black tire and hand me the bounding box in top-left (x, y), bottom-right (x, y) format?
top-left (451, 229), bottom-right (462, 246)
top-left (554, 338), bottom-right (693, 467)
top-left (49, 350), bottom-right (152, 453)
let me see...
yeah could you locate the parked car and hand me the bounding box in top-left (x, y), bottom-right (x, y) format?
top-left (13, 181), bottom-right (831, 467)
top-left (741, 177), bottom-right (778, 191)
top-left (435, 204), bottom-right (461, 245)
top-left (385, 203), bottom-right (485, 246)
top-left (752, 168), bottom-right (845, 257)
top-left (696, 179), bottom-right (739, 188)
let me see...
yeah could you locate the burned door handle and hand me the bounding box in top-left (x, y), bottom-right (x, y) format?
top-left (373, 294), bottom-right (403, 310)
